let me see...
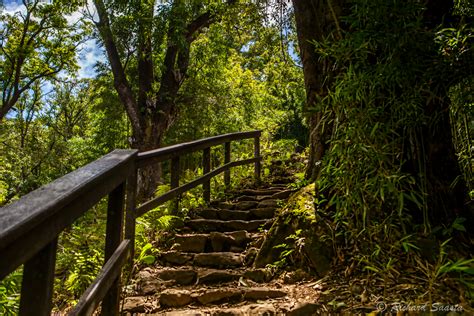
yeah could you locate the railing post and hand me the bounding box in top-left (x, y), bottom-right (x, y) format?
top-left (19, 238), bottom-right (58, 316)
top-left (224, 142), bottom-right (231, 188)
top-left (125, 167), bottom-right (137, 260)
top-left (254, 135), bottom-right (261, 182)
top-left (171, 157), bottom-right (180, 214)
top-left (203, 147), bottom-right (211, 203)
top-left (101, 182), bottom-right (126, 316)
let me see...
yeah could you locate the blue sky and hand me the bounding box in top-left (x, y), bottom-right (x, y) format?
top-left (2, 0), bottom-right (104, 79)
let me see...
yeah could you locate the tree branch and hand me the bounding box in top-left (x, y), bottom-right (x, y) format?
top-left (93, 0), bottom-right (142, 139)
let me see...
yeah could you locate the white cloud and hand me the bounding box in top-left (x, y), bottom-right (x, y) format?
top-left (2, 1), bottom-right (103, 79)
top-left (77, 38), bottom-right (105, 78)
top-left (3, 1), bottom-right (26, 15)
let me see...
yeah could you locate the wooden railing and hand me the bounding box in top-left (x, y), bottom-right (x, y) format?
top-left (0, 131), bottom-right (261, 316)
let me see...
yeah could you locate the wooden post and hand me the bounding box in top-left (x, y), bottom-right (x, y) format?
top-left (224, 142), bottom-right (231, 188)
top-left (124, 168), bottom-right (137, 261)
top-left (170, 157), bottom-right (180, 214)
top-left (19, 238), bottom-right (58, 316)
top-left (254, 136), bottom-right (261, 182)
top-left (203, 147), bottom-right (211, 203)
top-left (101, 182), bottom-right (125, 316)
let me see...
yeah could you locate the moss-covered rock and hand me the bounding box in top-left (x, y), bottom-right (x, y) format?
top-left (254, 183), bottom-right (334, 276)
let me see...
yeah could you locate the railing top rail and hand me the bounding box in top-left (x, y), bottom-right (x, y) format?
top-left (137, 130), bottom-right (261, 167)
top-left (0, 149), bottom-right (137, 250)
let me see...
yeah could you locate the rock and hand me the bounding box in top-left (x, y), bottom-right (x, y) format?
top-left (210, 232), bottom-right (235, 251)
top-left (235, 195), bottom-right (258, 202)
top-left (287, 302), bottom-right (320, 316)
top-left (243, 268), bottom-right (272, 283)
top-left (211, 310), bottom-right (244, 316)
top-left (229, 246), bottom-right (244, 253)
top-left (137, 268), bottom-right (154, 280)
top-left (251, 208), bottom-right (275, 219)
top-left (140, 279), bottom-right (168, 295)
top-left (283, 269), bottom-right (311, 284)
top-left (197, 269), bottom-right (240, 284)
top-left (174, 234), bottom-right (207, 253)
top-left (225, 220), bottom-right (268, 232)
top-left (160, 251), bottom-right (193, 265)
top-left (194, 252), bottom-right (243, 268)
top-left (257, 199), bottom-right (279, 208)
top-left (160, 289), bottom-right (193, 307)
top-left (245, 304), bottom-right (277, 315)
top-left (186, 219), bottom-right (268, 232)
top-left (236, 195), bottom-right (273, 202)
top-left (242, 189), bottom-right (281, 196)
top-left (244, 247), bottom-right (258, 265)
top-left (271, 190), bottom-right (294, 199)
top-left (194, 208), bottom-right (218, 219)
top-left (250, 235), bottom-right (265, 248)
top-left (157, 269), bottom-right (197, 285)
top-left (217, 202), bottom-right (234, 210)
top-left (161, 311), bottom-right (205, 316)
top-left (218, 209), bottom-right (250, 221)
top-left (243, 288), bottom-right (286, 300)
top-left (123, 296), bottom-right (156, 313)
top-left (196, 288), bottom-right (243, 304)
top-left (234, 201), bottom-right (258, 210)
top-left (226, 230), bottom-right (251, 244)
top-left (185, 219), bottom-right (220, 232)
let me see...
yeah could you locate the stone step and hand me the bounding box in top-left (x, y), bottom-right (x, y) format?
top-left (216, 201), bottom-right (258, 210)
top-left (124, 300), bottom-right (318, 315)
top-left (214, 198), bottom-right (285, 211)
top-left (185, 219), bottom-right (271, 233)
top-left (240, 188), bottom-right (284, 196)
top-left (159, 251), bottom-right (245, 268)
top-left (172, 231), bottom-right (254, 253)
top-left (158, 287), bottom-right (287, 308)
top-left (235, 189), bottom-right (295, 201)
top-left (191, 208), bottom-right (276, 221)
top-left (136, 267), bottom-right (274, 294)
top-left (235, 195), bottom-right (274, 202)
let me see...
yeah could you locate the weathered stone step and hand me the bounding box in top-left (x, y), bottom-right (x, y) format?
top-left (241, 188), bottom-right (284, 196)
top-left (172, 231), bottom-right (254, 253)
top-left (159, 251), bottom-right (244, 268)
top-left (192, 208), bottom-right (276, 221)
top-left (148, 303), bottom-right (277, 316)
top-left (235, 195), bottom-right (274, 202)
top-left (185, 219), bottom-right (271, 232)
top-left (235, 189), bottom-right (295, 202)
top-left (159, 287), bottom-right (287, 307)
top-left (216, 201), bottom-right (258, 210)
top-left (136, 267), bottom-right (274, 294)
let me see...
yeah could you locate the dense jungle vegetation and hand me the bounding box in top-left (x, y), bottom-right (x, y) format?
top-left (0, 0), bottom-right (473, 314)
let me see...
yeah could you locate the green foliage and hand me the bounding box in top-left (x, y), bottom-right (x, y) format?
top-left (0, 269), bottom-right (22, 315)
top-left (137, 243), bottom-right (157, 265)
top-left (0, 0), bottom-right (89, 118)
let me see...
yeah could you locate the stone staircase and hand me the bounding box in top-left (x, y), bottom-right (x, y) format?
top-left (122, 180), bottom-right (320, 315)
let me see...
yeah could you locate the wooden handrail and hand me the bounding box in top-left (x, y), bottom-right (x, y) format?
top-left (0, 131), bottom-right (262, 316)
top-left (136, 130), bottom-right (261, 167)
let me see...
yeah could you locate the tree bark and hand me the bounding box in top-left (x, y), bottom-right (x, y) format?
top-left (292, 0), bottom-right (343, 181)
top-left (93, 0), bottom-right (235, 200)
top-left (420, 0), bottom-right (472, 225)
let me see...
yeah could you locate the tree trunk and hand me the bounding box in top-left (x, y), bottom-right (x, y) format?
top-left (93, 0), bottom-right (234, 201)
top-left (292, 0), bottom-right (343, 181)
top-left (417, 0), bottom-right (472, 225)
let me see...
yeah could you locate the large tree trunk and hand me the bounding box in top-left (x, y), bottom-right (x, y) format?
top-left (292, 0), bottom-right (343, 181)
top-left (422, 0), bottom-right (471, 225)
top-left (93, 0), bottom-right (234, 200)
